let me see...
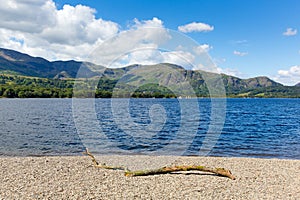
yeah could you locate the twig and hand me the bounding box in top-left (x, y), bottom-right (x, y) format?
top-left (83, 149), bottom-right (125, 170)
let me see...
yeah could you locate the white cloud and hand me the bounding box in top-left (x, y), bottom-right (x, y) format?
top-left (40, 4), bottom-right (119, 45)
top-left (274, 65), bottom-right (300, 85)
top-left (0, 0), bottom-right (119, 61)
top-left (104, 48), bottom-right (196, 70)
top-left (278, 66), bottom-right (300, 76)
top-left (114, 49), bottom-right (195, 69)
top-left (178, 22), bottom-right (214, 33)
top-left (193, 44), bottom-right (213, 55)
top-left (233, 50), bottom-right (248, 56)
top-left (89, 18), bottom-right (171, 67)
top-left (0, 1), bottom-right (214, 72)
top-left (283, 28), bottom-right (297, 36)
top-left (112, 47), bottom-right (164, 67)
top-left (162, 51), bottom-right (195, 69)
top-left (132, 17), bottom-right (163, 28)
top-left (0, 0), bottom-right (56, 33)
top-left (217, 67), bottom-right (243, 77)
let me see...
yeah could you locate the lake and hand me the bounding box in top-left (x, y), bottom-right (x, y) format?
top-left (0, 98), bottom-right (299, 159)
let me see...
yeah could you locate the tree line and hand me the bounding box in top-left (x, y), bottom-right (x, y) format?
top-left (0, 74), bottom-right (299, 98)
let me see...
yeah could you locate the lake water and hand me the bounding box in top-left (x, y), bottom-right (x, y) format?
top-left (0, 98), bottom-right (299, 159)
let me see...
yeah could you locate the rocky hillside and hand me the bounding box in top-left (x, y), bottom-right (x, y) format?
top-left (100, 63), bottom-right (282, 92)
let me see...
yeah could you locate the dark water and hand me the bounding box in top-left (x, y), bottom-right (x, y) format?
top-left (0, 98), bottom-right (299, 159)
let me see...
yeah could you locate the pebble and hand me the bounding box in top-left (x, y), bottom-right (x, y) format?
top-left (0, 155), bottom-right (299, 199)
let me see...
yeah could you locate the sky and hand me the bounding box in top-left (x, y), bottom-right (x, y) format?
top-left (0, 0), bottom-right (300, 85)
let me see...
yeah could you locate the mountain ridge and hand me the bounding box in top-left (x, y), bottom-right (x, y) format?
top-left (0, 47), bottom-right (282, 85)
top-left (0, 47), bottom-right (297, 99)
top-left (0, 48), bottom-right (104, 78)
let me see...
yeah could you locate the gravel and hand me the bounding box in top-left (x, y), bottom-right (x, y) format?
top-left (0, 155), bottom-right (299, 199)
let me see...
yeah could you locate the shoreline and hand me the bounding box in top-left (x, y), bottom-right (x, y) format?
top-left (1, 97), bottom-right (300, 99)
top-left (1, 153), bottom-right (299, 161)
top-left (1, 155), bottom-right (299, 199)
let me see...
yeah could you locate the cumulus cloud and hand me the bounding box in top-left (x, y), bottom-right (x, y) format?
top-left (114, 49), bottom-right (195, 69)
top-left (0, 0), bottom-right (119, 61)
top-left (178, 22), bottom-right (214, 33)
top-left (40, 4), bottom-right (119, 45)
top-left (283, 28), bottom-right (297, 36)
top-left (0, 1), bottom-right (215, 71)
top-left (194, 44), bottom-right (212, 54)
top-left (233, 50), bottom-right (248, 56)
top-left (0, 0), bottom-right (56, 33)
top-left (274, 65), bottom-right (300, 85)
top-left (88, 17), bottom-right (215, 71)
top-left (278, 66), bottom-right (300, 76)
top-left (132, 17), bottom-right (163, 28)
top-left (89, 17), bottom-right (171, 67)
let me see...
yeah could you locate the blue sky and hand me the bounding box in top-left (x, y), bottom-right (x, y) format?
top-left (0, 0), bottom-right (299, 85)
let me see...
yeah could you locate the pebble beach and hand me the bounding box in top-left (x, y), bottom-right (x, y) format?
top-left (0, 155), bottom-right (299, 199)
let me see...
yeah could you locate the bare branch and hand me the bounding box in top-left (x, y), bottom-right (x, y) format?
top-left (84, 149), bottom-right (236, 180)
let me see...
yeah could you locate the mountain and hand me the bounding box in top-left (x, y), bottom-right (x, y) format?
top-left (1, 47), bottom-right (299, 98)
top-left (92, 63), bottom-right (290, 97)
top-left (100, 63), bottom-right (282, 91)
top-left (0, 48), bottom-right (104, 78)
top-left (0, 48), bottom-right (281, 87)
top-left (0, 48), bottom-right (280, 85)
top-left (295, 82), bottom-right (300, 87)
top-left (221, 74), bottom-right (282, 94)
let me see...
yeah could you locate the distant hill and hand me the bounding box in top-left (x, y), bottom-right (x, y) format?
top-left (295, 82), bottom-right (300, 87)
top-left (0, 47), bottom-right (299, 98)
top-left (0, 48), bottom-right (281, 86)
top-left (0, 48), bottom-right (104, 78)
top-left (99, 64), bottom-right (283, 95)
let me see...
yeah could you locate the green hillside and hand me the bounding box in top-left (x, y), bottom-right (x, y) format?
top-left (0, 48), bottom-right (299, 98)
top-left (0, 48), bottom-right (104, 78)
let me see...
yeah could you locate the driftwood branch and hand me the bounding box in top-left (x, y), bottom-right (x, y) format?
top-left (83, 149), bottom-right (236, 180)
top-left (125, 166), bottom-right (236, 180)
top-left (83, 149), bottom-right (125, 170)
